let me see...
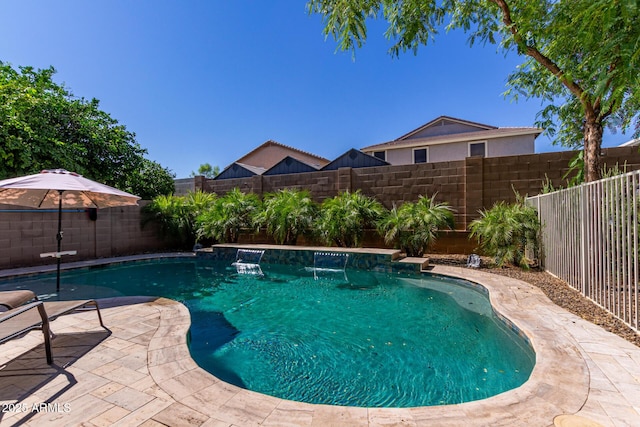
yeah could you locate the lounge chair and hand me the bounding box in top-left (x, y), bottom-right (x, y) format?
top-left (0, 290), bottom-right (38, 311)
top-left (0, 290), bottom-right (106, 364)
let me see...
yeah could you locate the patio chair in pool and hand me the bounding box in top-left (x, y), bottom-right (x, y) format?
top-left (0, 290), bottom-right (106, 364)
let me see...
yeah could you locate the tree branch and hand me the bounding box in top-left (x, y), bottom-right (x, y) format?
top-left (489, 0), bottom-right (587, 104)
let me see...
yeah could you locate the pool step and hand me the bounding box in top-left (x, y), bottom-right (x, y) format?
top-left (395, 256), bottom-right (430, 271)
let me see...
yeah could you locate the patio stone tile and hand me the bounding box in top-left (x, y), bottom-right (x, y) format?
top-left (159, 368), bottom-right (217, 400)
top-left (199, 418), bottom-right (233, 427)
top-left (179, 382), bottom-right (240, 418)
top-left (309, 404), bottom-right (369, 427)
top-left (110, 397), bottom-right (173, 427)
top-left (149, 333), bottom-right (187, 350)
top-left (46, 370), bottom-right (111, 402)
top-left (139, 419), bottom-right (171, 427)
top-left (30, 392), bottom-right (114, 426)
top-left (102, 336), bottom-right (137, 351)
top-left (262, 406), bottom-right (315, 427)
top-left (214, 389), bottom-right (282, 427)
top-left (127, 329), bottom-right (159, 345)
top-left (148, 345), bottom-right (191, 367)
top-left (89, 405), bottom-right (131, 427)
top-left (601, 402), bottom-right (640, 427)
top-left (100, 365), bottom-right (148, 385)
top-left (149, 358), bottom-right (199, 383)
top-left (152, 402), bottom-right (210, 426)
top-left (368, 407), bottom-right (417, 427)
top-left (90, 381), bottom-right (125, 399)
top-left (103, 386), bottom-right (155, 411)
top-left (90, 361), bottom-right (121, 377)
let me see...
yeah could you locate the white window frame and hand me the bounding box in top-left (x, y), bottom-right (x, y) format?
top-left (413, 147), bottom-right (428, 164)
top-left (468, 141), bottom-right (487, 158)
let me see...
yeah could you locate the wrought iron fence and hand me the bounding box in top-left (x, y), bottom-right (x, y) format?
top-left (527, 170), bottom-right (639, 332)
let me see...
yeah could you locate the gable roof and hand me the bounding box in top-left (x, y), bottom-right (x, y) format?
top-left (215, 162), bottom-right (266, 180)
top-left (263, 156), bottom-right (320, 176)
top-left (361, 116), bottom-right (542, 152)
top-left (395, 116), bottom-right (496, 141)
top-left (322, 148), bottom-right (390, 171)
top-left (234, 140), bottom-right (330, 169)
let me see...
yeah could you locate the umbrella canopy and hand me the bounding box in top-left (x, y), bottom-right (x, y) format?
top-left (0, 169), bottom-right (140, 292)
top-left (0, 169), bottom-right (140, 209)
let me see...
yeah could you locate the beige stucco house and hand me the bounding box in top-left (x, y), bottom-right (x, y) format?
top-left (216, 140), bottom-right (330, 180)
top-left (234, 140), bottom-right (329, 170)
top-left (361, 116), bottom-right (542, 165)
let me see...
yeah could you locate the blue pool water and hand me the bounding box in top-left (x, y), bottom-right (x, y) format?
top-left (1, 258), bottom-right (535, 407)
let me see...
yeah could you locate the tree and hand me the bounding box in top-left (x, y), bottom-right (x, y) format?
top-left (190, 163), bottom-right (220, 179)
top-left (127, 159), bottom-right (176, 200)
top-left (0, 62), bottom-right (175, 196)
top-left (308, 0), bottom-right (640, 182)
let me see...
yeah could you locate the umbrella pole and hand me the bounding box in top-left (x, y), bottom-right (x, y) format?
top-left (56, 190), bottom-right (63, 293)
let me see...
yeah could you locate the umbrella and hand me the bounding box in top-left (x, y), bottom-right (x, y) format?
top-left (0, 169), bottom-right (140, 292)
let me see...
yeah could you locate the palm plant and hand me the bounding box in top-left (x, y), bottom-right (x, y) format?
top-left (378, 195), bottom-right (454, 257)
top-left (317, 190), bottom-right (385, 247)
top-left (255, 188), bottom-right (318, 245)
top-left (142, 191), bottom-right (217, 248)
top-left (196, 188), bottom-right (260, 243)
top-left (141, 194), bottom-right (192, 247)
top-left (469, 200), bottom-right (540, 269)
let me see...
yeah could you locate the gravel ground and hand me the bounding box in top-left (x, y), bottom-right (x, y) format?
top-left (428, 254), bottom-right (640, 348)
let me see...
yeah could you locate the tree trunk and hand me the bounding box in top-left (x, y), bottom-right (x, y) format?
top-left (583, 116), bottom-right (603, 182)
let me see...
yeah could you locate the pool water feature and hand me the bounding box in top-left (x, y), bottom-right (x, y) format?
top-left (1, 258), bottom-right (535, 408)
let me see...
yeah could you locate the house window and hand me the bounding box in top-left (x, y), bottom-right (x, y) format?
top-left (469, 142), bottom-right (486, 158)
top-left (413, 148), bottom-right (427, 164)
top-left (373, 151), bottom-right (386, 161)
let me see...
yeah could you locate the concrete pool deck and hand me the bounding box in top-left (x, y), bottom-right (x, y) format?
top-left (0, 257), bottom-right (639, 426)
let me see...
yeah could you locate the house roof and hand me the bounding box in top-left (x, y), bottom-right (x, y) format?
top-left (322, 148), bottom-right (390, 171)
top-left (620, 138), bottom-right (640, 147)
top-left (214, 162), bottom-right (266, 180)
top-left (234, 140), bottom-right (330, 169)
top-left (263, 156), bottom-right (320, 176)
top-left (362, 116), bottom-right (542, 151)
top-left (395, 116), bottom-right (497, 141)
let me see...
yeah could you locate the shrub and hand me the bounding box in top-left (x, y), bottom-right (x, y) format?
top-left (469, 200), bottom-right (540, 269)
top-left (378, 195), bottom-right (454, 257)
top-left (255, 188), bottom-right (318, 245)
top-left (317, 190), bottom-right (385, 247)
top-left (196, 188), bottom-right (260, 243)
top-left (142, 191), bottom-right (216, 248)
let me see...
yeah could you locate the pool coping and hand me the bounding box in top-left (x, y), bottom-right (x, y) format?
top-left (140, 264), bottom-right (590, 426)
top-left (3, 252), bottom-right (639, 425)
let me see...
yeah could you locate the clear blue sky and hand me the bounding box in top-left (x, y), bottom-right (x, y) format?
top-left (1, 1), bottom-right (631, 178)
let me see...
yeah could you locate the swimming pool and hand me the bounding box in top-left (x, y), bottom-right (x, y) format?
top-left (1, 257), bottom-right (535, 408)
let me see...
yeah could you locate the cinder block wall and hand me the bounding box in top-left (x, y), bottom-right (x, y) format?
top-left (0, 202), bottom-right (171, 269)
top-left (5, 147), bottom-right (638, 269)
top-left (200, 147), bottom-right (640, 231)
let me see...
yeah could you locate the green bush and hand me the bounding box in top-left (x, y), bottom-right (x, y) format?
top-left (378, 195), bottom-right (454, 257)
top-left (196, 188), bottom-right (260, 243)
top-left (142, 190), bottom-right (216, 248)
top-left (317, 190), bottom-right (385, 247)
top-left (469, 200), bottom-right (540, 269)
top-left (255, 188), bottom-right (318, 245)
